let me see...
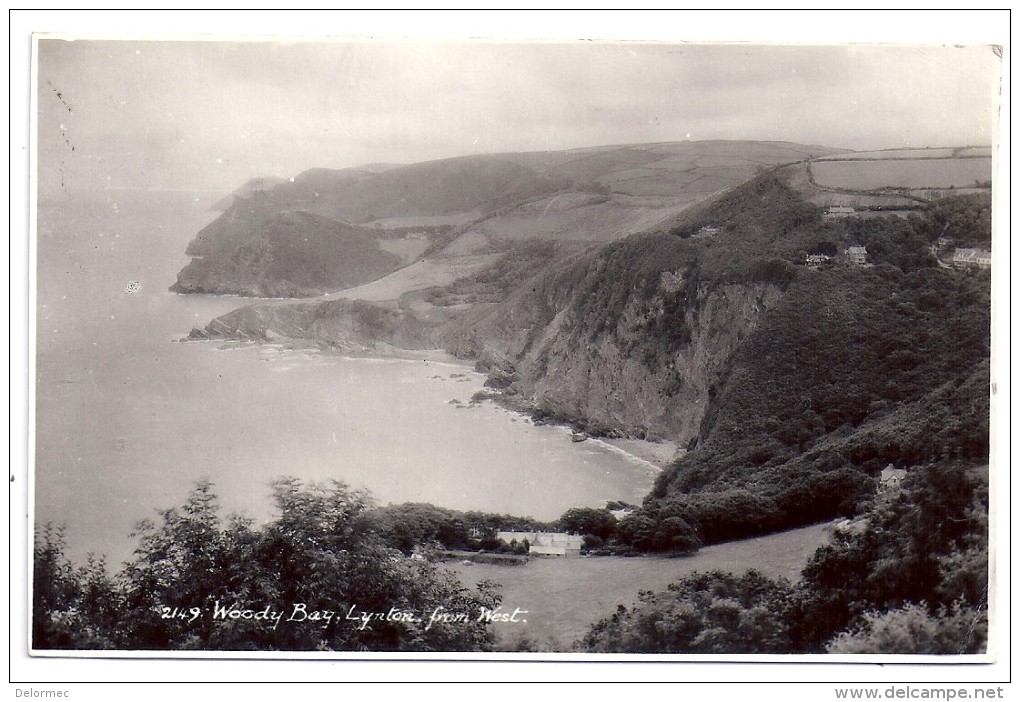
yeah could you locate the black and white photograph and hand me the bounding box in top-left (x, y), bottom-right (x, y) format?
top-left (13, 10), bottom-right (1009, 686)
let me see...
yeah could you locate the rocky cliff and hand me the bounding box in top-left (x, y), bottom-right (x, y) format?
top-left (442, 234), bottom-right (786, 442)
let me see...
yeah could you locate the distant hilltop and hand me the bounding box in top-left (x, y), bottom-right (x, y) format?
top-left (174, 140), bottom-right (843, 298)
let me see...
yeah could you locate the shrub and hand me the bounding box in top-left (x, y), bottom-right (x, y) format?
top-left (581, 570), bottom-right (795, 653)
top-left (825, 603), bottom-right (987, 654)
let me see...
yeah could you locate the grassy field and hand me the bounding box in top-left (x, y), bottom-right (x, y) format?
top-left (817, 148), bottom-right (958, 161)
top-left (445, 521), bottom-right (833, 651)
top-left (812, 158), bottom-right (992, 190)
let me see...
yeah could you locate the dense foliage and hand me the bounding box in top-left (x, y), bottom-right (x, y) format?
top-left (824, 604), bottom-right (986, 655)
top-left (556, 507), bottom-right (618, 542)
top-left (363, 502), bottom-right (552, 554)
top-left (34, 479), bottom-right (499, 652)
top-left (582, 461), bottom-right (989, 654)
top-left (791, 462), bottom-right (988, 652)
top-left (629, 185), bottom-right (992, 548)
top-left (923, 192), bottom-right (992, 248)
top-left (582, 570), bottom-right (796, 654)
top-left (638, 262), bottom-right (990, 544)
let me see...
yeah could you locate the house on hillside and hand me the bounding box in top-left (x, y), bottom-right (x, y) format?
top-left (824, 206), bottom-right (856, 218)
top-left (697, 225), bottom-right (721, 236)
top-left (496, 531), bottom-right (584, 557)
top-left (951, 248), bottom-right (991, 269)
top-left (805, 253), bottom-right (832, 269)
top-left (845, 245), bottom-right (868, 266)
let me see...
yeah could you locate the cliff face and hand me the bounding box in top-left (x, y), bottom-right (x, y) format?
top-left (527, 281), bottom-right (782, 442)
top-left (443, 233), bottom-right (786, 441)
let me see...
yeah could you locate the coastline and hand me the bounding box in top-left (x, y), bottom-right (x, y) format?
top-left (178, 286), bottom-right (679, 479)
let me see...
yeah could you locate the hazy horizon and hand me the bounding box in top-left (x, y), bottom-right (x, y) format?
top-left (36, 39), bottom-right (1001, 199)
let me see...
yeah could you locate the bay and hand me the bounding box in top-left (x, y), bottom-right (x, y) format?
top-left (34, 190), bottom-right (661, 566)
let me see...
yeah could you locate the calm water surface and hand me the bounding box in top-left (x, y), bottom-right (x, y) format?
top-left (34, 191), bottom-right (659, 565)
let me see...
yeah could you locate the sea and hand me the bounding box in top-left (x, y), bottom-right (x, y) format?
top-left (33, 189), bottom-right (661, 566)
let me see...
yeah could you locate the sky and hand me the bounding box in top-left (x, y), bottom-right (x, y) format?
top-left (33, 24), bottom-right (1003, 197)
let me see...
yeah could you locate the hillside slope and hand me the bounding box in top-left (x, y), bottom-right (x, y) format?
top-left (439, 170), bottom-right (991, 549)
top-left (172, 141), bottom-right (840, 297)
top-left (170, 202), bottom-right (403, 297)
top-left (188, 298), bottom-right (432, 351)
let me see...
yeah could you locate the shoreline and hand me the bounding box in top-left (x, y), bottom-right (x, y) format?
top-left (592, 436), bottom-right (680, 471)
top-left (178, 288), bottom-right (677, 477)
top-left (187, 338), bottom-right (490, 376)
top-left (474, 390), bottom-right (680, 472)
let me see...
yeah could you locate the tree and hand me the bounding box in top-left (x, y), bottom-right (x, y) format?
top-left (33, 524), bottom-right (120, 649)
top-left (556, 507), bottom-right (617, 540)
top-left (35, 479), bottom-right (503, 652)
top-left (118, 478), bottom-right (227, 648)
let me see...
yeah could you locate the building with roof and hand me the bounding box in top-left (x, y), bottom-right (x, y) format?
top-left (496, 531), bottom-right (584, 557)
top-left (951, 248), bottom-right (991, 269)
top-left (845, 245), bottom-right (868, 265)
top-left (805, 253), bottom-right (831, 269)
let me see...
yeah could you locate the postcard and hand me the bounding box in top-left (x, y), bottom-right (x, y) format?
top-left (13, 10), bottom-right (1009, 689)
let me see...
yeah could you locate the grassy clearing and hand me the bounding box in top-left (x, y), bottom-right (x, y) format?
top-left (321, 254), bottom-right (501, 303)
top-left (445, 521), bottom-right (832, 651)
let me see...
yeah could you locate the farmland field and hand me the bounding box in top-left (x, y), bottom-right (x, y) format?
top-left (816, 148), bottom-right (957, 161)
top-left (446, 521), bottom-right (832, 651)
top-left (812, 157), bottom-right (992, 190)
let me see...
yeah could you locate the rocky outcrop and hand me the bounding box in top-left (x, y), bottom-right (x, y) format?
top-left (525, 282), bottom-right (782, 442)
top-left (188, 298), bottom-right (435, 352)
